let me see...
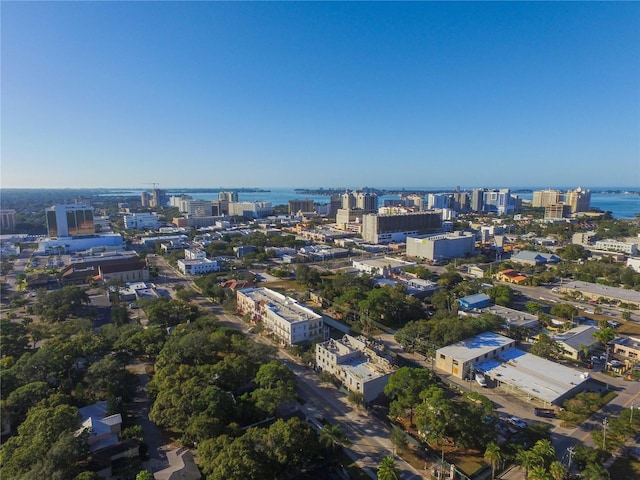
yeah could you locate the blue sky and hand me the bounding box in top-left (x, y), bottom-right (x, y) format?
top-left (2, 2), bottom-right (639, 189)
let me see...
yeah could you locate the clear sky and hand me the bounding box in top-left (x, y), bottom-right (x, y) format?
top-left (2, 2), bottom-right (639, 189)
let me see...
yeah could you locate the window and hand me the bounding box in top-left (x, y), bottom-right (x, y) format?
top-left (440, 354), bottom-right (446, 360)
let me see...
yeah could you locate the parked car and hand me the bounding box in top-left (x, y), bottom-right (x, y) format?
top-left (508, 416), bottom-right (527, 429)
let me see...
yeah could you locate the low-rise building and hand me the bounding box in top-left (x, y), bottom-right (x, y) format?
top-left (123, 213), bottom-right (161, 230)
top-left (553, 325), bottom-right (599, 360)
top-left (496, 269), bottom-right (528, 284)
top-left (436, 332), bottom-right (516, 379)
top-left (510, 250), bottom-right (561, 266)
top-left (177, 258), bottom-right (221, 275)
top-left (237, 287), bottom-right (327, 345)
top-left (457, 293), bottom-right (492, 310)
top-left (316, 334), bottom-right (394, 402)
top-left (406, 231), bottom-right (476, 261)
top-left (594, 239), bottom-right (638, 255)
top-left (351, 256), bottom-right (415, 277)
top-left (559, 281), bottom-right (640, 306)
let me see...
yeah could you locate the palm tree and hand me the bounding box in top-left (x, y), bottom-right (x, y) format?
top-left (484, 442), bottom-right (503, 480)
top-left (516, 449), bottom-right (543, 480)
top-left (549, 460), bottom-right (567, 480)
top-left (529, 466), bottom-right (551, 480)
top-left (581, 463), bottom-right (610, 480)
top-left (532, 439), bottom-right (555, 467)
top-left (319, 424), bottom-right (351, 453)
top-left (377, 456), bottom-right (401, 480)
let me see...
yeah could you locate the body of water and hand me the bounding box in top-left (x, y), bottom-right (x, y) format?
top-left (180, 188), bottom-right (640, 220)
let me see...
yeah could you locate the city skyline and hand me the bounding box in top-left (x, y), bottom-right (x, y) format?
top-left (2, 2), bottom-right (639, 189)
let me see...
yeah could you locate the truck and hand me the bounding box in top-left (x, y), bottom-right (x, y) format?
top-left (534, 407), bottom-right (556, 418)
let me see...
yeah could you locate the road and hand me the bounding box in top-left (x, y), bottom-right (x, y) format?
top-left (149, 254), bottom-right (430, 478)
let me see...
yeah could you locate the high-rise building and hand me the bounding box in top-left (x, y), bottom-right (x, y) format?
top-left (46, 204), bottom-right (95, 238)
top-left (482, 189), bottom-right (515, 215)
top-left (288, 199), bottom-right (315, 215)
top-left (565, 187), bottom-right (591, 213)
top-left (329, 194), bottom-right (342, 218)
top-left (427, 193), bottom-right (451, 210)
top-left (141, 192), bottom-right (152, 208)
top-left (186, 200), bottom-right (212, 217)
top-left (151, 188), bottom-right (167, 208)
top-left (219, 191), bottom-right (239, 202)
top-left (544, 204), bottom-right (571, 220)
top-left (532, 189), bottom-right (563, 208)
top-left (471, 189), bottom-right (485, 212)
top-left (0, 209), bottom-right (17, 232)
top-left (361, 211), bottom-right (441, 244)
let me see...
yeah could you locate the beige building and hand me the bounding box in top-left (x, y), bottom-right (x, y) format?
top-left (237, 287), bottom-right (326, 345)
top-left (436, 332), bottom-right (516, 380)
top-left (532, 189), bottom-right (563, 208)
top-left (565, 187), bottom-right (591, 213)
top-left (316, 335), bottom-right (394, 402)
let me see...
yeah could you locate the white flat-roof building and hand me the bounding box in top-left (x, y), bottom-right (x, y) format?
top-left (594, 239), bottom-right (638, 256)
top-left (478, 348), bottom-right (591, 405)
top-left (123, 213), bottom-right (161, 230)
top-left (437, 332), bottom-right (592, 405)
top-left (237, 287), bottom-right (327, 345)
top-left (560, 281), bottom-right (640, 305)
top-left (316, 335), bottom-right (395, 402)
top-left (177, 258), bottom-right (221, 275)
top-left (481, 305), bottom-right (540, 329)
top-left (406, 231), bottom-right (476, 261)
top-left (352, 256), bottom-right (416, 277)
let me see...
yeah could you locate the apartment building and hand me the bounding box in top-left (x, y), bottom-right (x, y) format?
top-left (237, 287), bottom-right (326, 345)
top-left (532, 189), bottom-right (563, 208)
top-left (594, 239), bottom-right (638, 255)
top-left (316, 334), bottom-right (395, 402)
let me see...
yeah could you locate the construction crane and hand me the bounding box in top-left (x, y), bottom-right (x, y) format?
top-left (142, 182), bottom-right (160, 190)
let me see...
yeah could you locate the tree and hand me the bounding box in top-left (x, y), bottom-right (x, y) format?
top-left (347, 390), bottom-right (365, 408)
top-left (390, 425), bottom-right (408, 453)
top-left (531, 439), bottom-right (555, 468)
top-left (549, 460), bottom-right (567, 480)
top-left (529, 465), bottom-right (551, 480)
top-left (384, 367), bottom-right (434, 426)
top-left (377, 456), bottom-right (400, 480)
top-left (484, 442), bottom-right (503, 480)
top-left (593, 327), bottom-right (616, 349)
top-left (581, 462), bottom-right (610, 480)
top-left (136, 471), bottom-right (154, 480)
top-left (516, 449), bottom-right (543, 480)
top-left (529, 333), bottom-right (562, 359)
top-left (319, 424), bottom-right (351, 453)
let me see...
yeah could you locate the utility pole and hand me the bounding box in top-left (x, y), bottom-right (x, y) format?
top-left (602, 417), bottom-right (609, 450)
top-left (631, 402), bottom-right (635, 426)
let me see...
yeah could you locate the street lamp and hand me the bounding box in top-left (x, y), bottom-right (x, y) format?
top-left (602, 417), bottom-right (609, 450)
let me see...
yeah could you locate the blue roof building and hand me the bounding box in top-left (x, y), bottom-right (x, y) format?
top-left (457, 293), bottom-right (492, 310)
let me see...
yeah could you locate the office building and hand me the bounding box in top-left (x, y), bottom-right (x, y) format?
top-left (186, 200), bottom-right (212, 217)
top-left (151, 188), bottom-right (167, 208)
top-left (123, 213), bottom-right (161, 230)
top-left (361, 211), bottom-right (441, 244)
top-left (46, 204), bottom-right (95, 238)
top-left (406, 231), bottom-right (476, 261)
top-left (482, 189), bottom-right (515, 215)
top-left (228, 201), bottom-right (273, 218)
top-left (426, 193), bottom-right (450, 210)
